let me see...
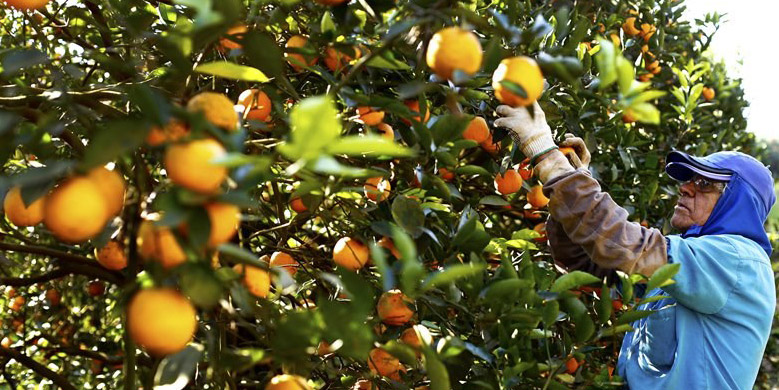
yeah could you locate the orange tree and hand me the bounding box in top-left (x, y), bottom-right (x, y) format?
top-left (0, 0), bottom-right (774, 389)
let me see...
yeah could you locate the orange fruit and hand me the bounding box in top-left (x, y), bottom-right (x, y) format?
top-left (494, 170), bottom-right (522, 195)
top-left (399, 327), bottom-right (422, 356)
top-left (565, 357), bottom-right (579, 374)
top-left (702, 87), bottom-right (715, 101)
top-left (523, 208), bottom-right (543, 221)
top-left (439, 167), bottom-right (455, 182)
top-left (2, 0), bottom-right (49, 10)
top-left (219, 25), bottom-right (248, 52)
top-left (353, 380), bottom-right (372, 390)
top-left (127, 288), bottom-right (197, 356)
top-left (401, 100), bottom-right (430, 125)
top-left (480, 139), bottom-right (501, 155)
top-left (164, 138), bottom-right (228, 194)
top-left (270, 251), bottom-right (299, 276)
top-left (622, 109), bottom-right (636, 123)
top-left (377, 236), bottom-right (401, 258)
top-left (622, 17), bottom-right (641, 36)
top-left (462, 116), bottom-right (490, 143)
top-left (44, 177), bottom-right (109, 243)
top-left (368, 348), bottom-right (405, 380)
top-left (377, 289), bottom-right (414, 326)
top-left (519, 160), bottom-right (533, 180)
top-left (265, 374), bottom-right (311, 390)
top-left (357, 106), bottom-right (385, 126)
top-left (527, 185), bottom-right (549, 208)
top-left (3, 186), bottom-right (45, 227)
top-left (46, 289), bottom-right (60, 306)
top-left (234, 259), bottom-right (271, 298)
top-left (290, 197), bottom-right (307, 213)
top-left (87, 166), bottom-right (126, 217)
top-left (364, 177), bottom-right (391, 202)
top-left (6, 288), bottom-right (15, 298)
top-left (204, 202), bottom-right (240, 247)
top-left (425, 27), bottom-right (483, 80)
top-left (332, 237), bottom-right (369, 271)
top-left (88, 281), bottom-right (105, 296)
top-left (640, 23), bottom-right (656, 41)
top-left (376, 123), bottom-right (394, 141)
top-left (146, 119), bottom-right (189, 147)
top-left (492, 56), bottom-right (544, 107)
top-left (286, 35), bottom-right (317, 71)
top-left (637, 73), bottom-right (654, 82)
top-left (533, 222), bottom-right (547, 242)
top-left (325, 45), bottom-right (361, 73)
top-left (186, 92), bottom-right (238, 132)
top-left (238, 89), bottom-right (272, 122)
top-left (95, 240), bottom-right (128, 270)
top-left (137, 220), bottom-right (187, 269)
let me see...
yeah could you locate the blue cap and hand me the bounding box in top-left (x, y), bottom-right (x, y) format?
top-left (665, 150), bottom-right (776, 216)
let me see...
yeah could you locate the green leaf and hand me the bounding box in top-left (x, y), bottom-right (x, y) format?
top-left (595, 38), bottom-right (617, 89)
top-left (370, 242), bottom-right (395, 292)
top-left (422, 348), bottom-right (451, 390)
top-left (320, 11), bottom-right (336, 34)
top-left (430, 114), bottom-right (472, 146)
top-left (366, 51), bottom-right (412, 70)
top-left (550, 271), bottom-right (601, 293)
top-left (478, 196), bottom-right (510, 206)
top-left (628, 102), bottom-right (661, 125)
top-left (421, 263), bottom-right (487, 292)
top-left (499, 80), bottom-right (527, 99)
top-left (597, 324), bottom-right (634, 339)
top-left (217, 244), bottom-right (268, 270)
top-left (244, 32), bottom-right (285, 78)
top-left (646, 263), bottom-right (681, 292)
top-left (380, 341), bottom-right (418, 366)
top-left (154, 344), bottom-right (204, 389)
top-left (327, 135), bottom-right (415, 158)
top-left (615, 56), bottom-right (634, 95)
top-left (455, 165), bottom-right (491, 177)
top-left (278, 95), bottom-right (342, 161)
top-left (629, 90), bottom-right (667, 105)
top-left (391, 196), bottom-right (425, 237)
top-left (178, 263), bottom-right (223, 309)
top-left (482, 279), bottom-right (534, 302)
top-left (1, 49), bottom-right (48, 76)
top-left (194, 61), bottom-right (270, 82)
top-left (615, 310), bottom-right (655, 325)
top-left (596, 285), bottom-right (612, 324)
top-left (83, 120), bottom-right (148, 168)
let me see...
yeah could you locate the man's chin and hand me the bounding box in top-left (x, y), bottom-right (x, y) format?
top-left (670, 214), bottom-right (692, 231)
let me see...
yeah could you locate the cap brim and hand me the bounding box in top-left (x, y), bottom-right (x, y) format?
top-left (665, 151), bottom-right (733, 182)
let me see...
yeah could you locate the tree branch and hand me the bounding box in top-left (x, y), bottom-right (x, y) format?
top-left (0, 242), bottom-right (124, 285)
top-left (0, 268), bottom-right (68, 287)
top-left (0, 347), bottom-right (78, 390)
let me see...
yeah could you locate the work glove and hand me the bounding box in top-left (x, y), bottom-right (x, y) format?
top-left (559, 134), bottom-right (591, 169)
top-left (494, 102), bottom-right (557, 164)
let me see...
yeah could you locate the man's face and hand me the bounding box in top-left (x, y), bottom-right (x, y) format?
top-left (670, 175), bottom-right (725, 230)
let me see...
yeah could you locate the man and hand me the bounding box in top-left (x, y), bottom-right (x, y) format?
top-left (495, 103), bottom-right (776, 390)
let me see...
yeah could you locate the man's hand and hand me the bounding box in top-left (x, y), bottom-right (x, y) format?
top-left (560, 134), bottom-right (591, 169)
top-left (494, 102), bottom-right (556, 164)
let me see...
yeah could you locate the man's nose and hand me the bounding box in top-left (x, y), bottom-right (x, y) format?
top-left (679, 181), bottom-right (695, 197)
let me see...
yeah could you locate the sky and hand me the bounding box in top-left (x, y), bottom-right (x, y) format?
top-left (682, 0), bottom-right (779, 141)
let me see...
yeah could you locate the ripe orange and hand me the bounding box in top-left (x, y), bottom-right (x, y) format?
top-left (204, 202), bottom-right (240, 247)
top-left (494, 170), bottom-right (522, 195)
top-left (10, 296), bottom-right (24, 311)
top-left (377, 289), bottom-right (414, 326)
top-left (492, 56), bottom-right (544, 107)
top-left (238, 89), bottom-right (272, 122)
top-left (186, 92), bottom-right (238, 132)
top-left (88, 281), bottom-right (105, 297)
top-left (352, 380), bottom-right (372, 390)
top-left (439, 167), bottom-right (455, 182)
top-left (638, 73), bottom-right (654, 82)
top-left (533, 222), bottom-right (547, 242)
top-left (87, 166), bottom-right (126, 217)
top-left (234, 260), bottom-right (271, 298)
top-left (565, 357), bottom-right (580, 374)
top-left (357, 107), bottom-right (385, 126)
top-left (401, 100), bottom-right (430, 125)
top-left (127, 288), bottom-right (197, 356)
top-left (462, 116), bottom-right (490, 143)
top-left (332, 237), bottom-right (369, 271)
top-left (621, 109), bottom-right (636, 123)
top-left (290, 197), bottom-right (307, 213)
top-left (376, 123), bottom-right (394, 141)
top-left (426, 27), bottom-right (483, 80)
top-left (46, 289), bottom-right (60, 306)
top-left (622, 17), bottom-right (640, 36)
top-left (3, 186), bottom-right (45, 227)
top-left (44, 177), bottom-right (109, 243)
top-left (164, 138), bottom-right (228, 194)
top-left (480, 139), bottom-right (501, 155)
top-left (2, 0), bottom-right (49, 10)
top-left (146, 119), bottom-right (189, 146)
top-left (286, 35), bottom-right (317, 71)
top-left (527, 185), bottom-right (549, 208)
top-left (640, 23), bottom-right (657, 42)
top-left (377, 236), bottom-right (401, 258)
top-left (137, 220), bottom-right (187, 269)
top-left (219, 25), bottom-right (247, 52)
top-left (364, 177), bottom-right (391, 202)
top-left (96, 240), bottom-right (128, 270)
top-left (519, 160), bottom-right (533, 180)
top-left (270, 251), bottom-right (299, 276)
top-left (325, 45), bottom-right (361, 73)
top-left (523, 208), bottom-right (543, 221)
top-left (368, 348), bottom-right (405, 380)
top-left (399, 327), bottom-right (422, 356)
top-left (702, 87), bottom-right (715, 101)
top-left (265, 374), bottom-right (311, 390)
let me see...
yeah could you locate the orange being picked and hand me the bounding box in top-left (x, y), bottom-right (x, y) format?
top-left (364, 177), bottom-right (391, 202)
top-left (238, 89), bottom-right (272, 122)
top-left (325, 45), bottom-right (361, 73)
top-left (518, 160), bottom-right (533, 180)
top-left (377, 289), bottom-right (414, 326)
top-left (3, 186), bottom-right (45, 227)
top-left (401, 100), bottom-right (430, 125)
top-left (95, 240), bottom-right (128, 270)
top-left (219, 25), bottom-right (248, 52)
top-left (286, 35), bottom-right (317, 71)
top-left (368, 347), bottom-right (405, 380)
top-left (462, 116), bottom-right (490, 143)
top-left (127, 288), bottom-right (197, 356)
top-left (164, 138), bottom-right (228, 194)
top-left (234, 258), bottom-right (271, 298)
top-left (146, 119), bottom-right (189, 147)
top-left (332, 237), bottom-right (369, 271)
top-left (204, 202), bottom-right (240, 247)
top-left (376, 123), bottom-right (394, 141)
top-left (87, 166), bottom-right (126, 217)
top-left (426, 27), bottom-right (483, 80)
top-left (44, 176), bottom-right (109, 243)
top-left (270, 251), bottom-right (299, 276)
top-left (2, 0), bottom-right (49, 10)
top-left (137, 220), bottom-right (187, 269)
top-left (186, 92), bottom-right (238, 132)
top-left (492, 56), bottom-right (544, 107)
top-left (357, 107), bottom-right (385, 126)
top-left (494, 170), bottom-right (522, 195)
top-left (527, 185), bottom-right (549, 208)
top-left (265, 374), bottom-right (311, 390)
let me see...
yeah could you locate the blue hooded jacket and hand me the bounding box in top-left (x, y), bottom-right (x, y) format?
top-left (617, 152), bottom-right (777, 390)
